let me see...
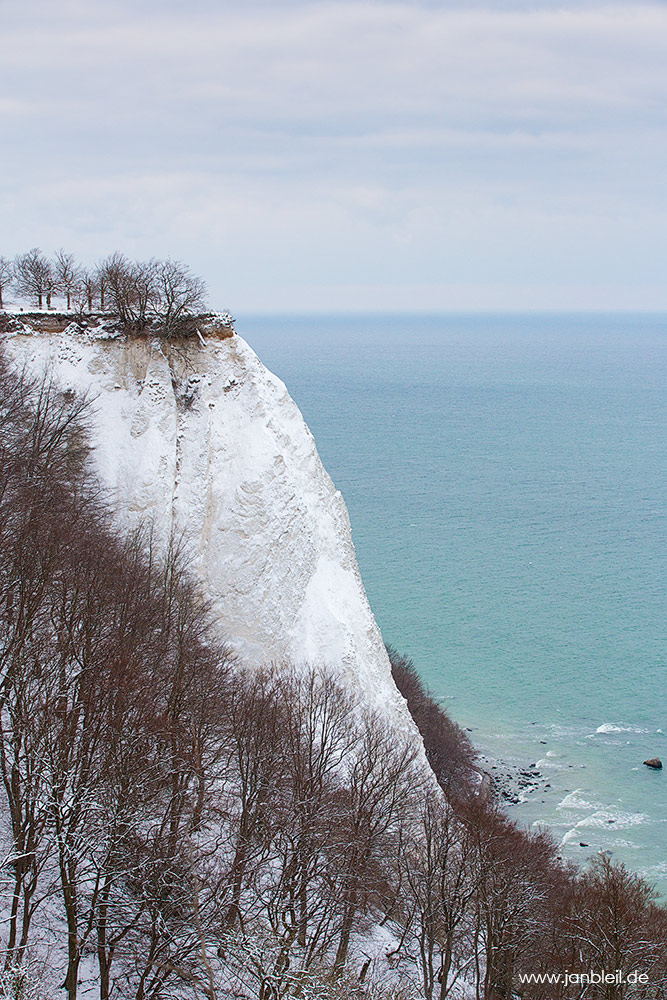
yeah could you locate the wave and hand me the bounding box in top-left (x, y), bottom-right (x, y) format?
top-left (592, 723), bottom-right (650, 736)
top-left (578, 810), bottom-right (649, 830)
top-left (558, 790), bottom-right (599, 811)
top-left (560, 808), bottom-right (649, 847)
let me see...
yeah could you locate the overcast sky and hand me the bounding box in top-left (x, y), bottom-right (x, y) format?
top-left (3, 0), bottom-right (667, 313)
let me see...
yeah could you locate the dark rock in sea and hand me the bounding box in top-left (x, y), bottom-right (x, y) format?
top-left (643, 758), bottom-right (663, 770)
top-left (579, 842), bottom-right (589, 847)
top-left (540, 740), bottom-right (547, 745)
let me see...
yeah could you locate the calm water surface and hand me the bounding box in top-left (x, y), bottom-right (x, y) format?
top-left (238, 313), bottom-right (667, 891)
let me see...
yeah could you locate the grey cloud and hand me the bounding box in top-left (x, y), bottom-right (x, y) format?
top-left (2, 2), bottom-right (667, 310)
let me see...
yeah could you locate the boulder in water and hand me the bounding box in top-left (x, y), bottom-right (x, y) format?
top-left (643, 758), bottom-right (663, 770)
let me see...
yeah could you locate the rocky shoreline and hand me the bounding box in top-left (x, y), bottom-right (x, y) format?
top-left (478, 752), bottom-right (546, 806)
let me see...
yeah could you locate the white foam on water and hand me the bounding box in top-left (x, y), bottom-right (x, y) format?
top-left (639, 860), bottom-right (667, 878)
top-left (560, 808), bottom-right (648, 849)
top-left (578, 809), bottom-right (649, 831)
top-left (558, 790), bottom-right (600, 811)
top-left (546, 724), bottom-right (581, 739)
top-left (561, 827), bottom-right (588, 846)
top-left (593, 723), bottom-right (649, 735)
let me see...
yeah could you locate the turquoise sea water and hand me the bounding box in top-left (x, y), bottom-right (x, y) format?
top-left (238, 314), bottom-right (667, 892)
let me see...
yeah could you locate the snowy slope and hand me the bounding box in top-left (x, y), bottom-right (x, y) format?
top-left (2, 325), bottom-right (419, 737)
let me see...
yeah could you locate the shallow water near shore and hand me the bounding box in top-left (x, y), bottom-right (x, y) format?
top-left (239, 312), bottom-right (667, 893)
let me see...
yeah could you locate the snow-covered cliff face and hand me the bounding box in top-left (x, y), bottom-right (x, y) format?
top-left (3, 326), bottom-right (418, 737)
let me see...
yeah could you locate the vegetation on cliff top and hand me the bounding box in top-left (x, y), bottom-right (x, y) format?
top-left (0, 249), bottom-right (233, 339)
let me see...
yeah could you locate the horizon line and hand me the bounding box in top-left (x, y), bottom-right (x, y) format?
top-left (234, 307), bottom-right (667, 318)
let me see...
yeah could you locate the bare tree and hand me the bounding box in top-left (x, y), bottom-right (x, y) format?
top-left (94, 260), bottom-right (109, 311)
top-left (568, 856), bottom-right (663, 1000)
top-left (98, 253), bottom-right (157, 329)
top-left (53, 251), bottom-right (82, 311)
top-left (102, 539), bottom-right (234, 1000)
top-left (0, 257), bottom-right (13, 309)
top-left (461, 794), bottom-right (558, 1000)
top-left (77, 270), bottom-right (98, 313)
top-left (152, 259), bottom-right (207, 336)
top-left (402, 799), bottom-right (477, 1000)
top-left (0, 626), bottom-right (60, 970)
top-left (332, 716), bottom-right (421, 974)
top-left (388, 647), bottom-right (477, 795)
top-left (278, 670), bottom-right (357, 947)
top-left (12, 249), bottom-right (52, 309)
top-left (96, 253), bottom-right (134, 324)
top-left (247, 669), bottom-right (360, 991)
top-left (221, 668), bottom-right (286, 934)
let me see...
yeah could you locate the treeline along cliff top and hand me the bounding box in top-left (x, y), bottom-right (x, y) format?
top-left (0, 248), bottom-right (234, 339)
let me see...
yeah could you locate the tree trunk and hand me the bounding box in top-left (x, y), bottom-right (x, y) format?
top-left (439, 940), bottom-right (453, 1000)
top-left (297, 869), bottom-right (308, 948)
top-left (5, 873), bottom-right (21, 966)
top-left (333, 895), bottom-right (356, 973)
top-left (486, 945), bottom-right (512, 1000)
top-left (60, 856), bottom-right (80, 1000)
top-left (63, 958), bottom-right (80, 1000)
top-left (97, 884), bottom-right (112, 1000)
top-left (224, 824), bottom-right (252, 929)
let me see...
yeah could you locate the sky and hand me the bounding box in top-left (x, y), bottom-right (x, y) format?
top-left (2, 0), bottom-right (667, 313)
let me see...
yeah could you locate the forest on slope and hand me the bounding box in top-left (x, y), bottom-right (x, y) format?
top-left (0, 347), bottom-right (665, 1000)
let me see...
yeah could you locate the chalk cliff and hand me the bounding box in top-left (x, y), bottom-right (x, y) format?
top-left (3, 324), bottom-right (417, 736)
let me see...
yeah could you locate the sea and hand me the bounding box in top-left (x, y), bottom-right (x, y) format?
top-left (237, 313), bottom-right (667, 894)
